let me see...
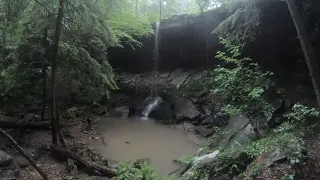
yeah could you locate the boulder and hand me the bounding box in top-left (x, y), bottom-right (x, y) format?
top-left (92, 106), bottom-right (108, 115)
top-left (181, 150), bottom-right (220, 180)
top-left (173, 97), bottom-right (200, 120)
top-left (182, 122), bottom-right (196, 132)
top-left (209, 116), bottom-right (254, 149)
top-left (193, 150), bottom-right (220, 166)
top-left (15, 156), bottom-right (29, 168)
top-left (169, 69), bottom-right (192, 89)
top-left (0, 150), bottom-right (13, 167)
top-left (149, 101), bottom-right (173, 120)
top-left (112, 106), bottom-right (130, 118)
top-left (194, 126), bottom-right (215, 137)
top-left (201, 116), bottom-right (213, 125)
top-left (210, 112), bottom-right (229, 127)
top-left (24, 113), bottom-right (36, 121)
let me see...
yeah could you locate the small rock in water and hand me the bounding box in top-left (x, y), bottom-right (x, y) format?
top-left (125, 141), bottom-right (130, 144)
top-left (0, 150), bottom-right (13, 167)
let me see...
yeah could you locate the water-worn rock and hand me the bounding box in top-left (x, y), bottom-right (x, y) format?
top-left (0, 150), bottom-right (13, 167)
top-left (173, 97), bottom-right (200, 120)
top-left (182, 122), bottom-right (196, 132)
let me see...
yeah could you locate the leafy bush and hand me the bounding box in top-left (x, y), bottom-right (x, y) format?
top-left (116, 161), bottom-right (157, 180)
top-left (212, 38), bottom-right (276, 117)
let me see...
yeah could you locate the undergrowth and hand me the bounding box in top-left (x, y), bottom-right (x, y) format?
top-left (116, 161), bottom-right (179, 180)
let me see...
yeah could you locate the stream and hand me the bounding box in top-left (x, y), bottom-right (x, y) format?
top-left (91, 117), bottom-right (201, 177)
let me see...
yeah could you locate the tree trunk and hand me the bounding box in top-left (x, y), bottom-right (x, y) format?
top-left (50, 145), bottom-right (116, 177)
top-left (0, 120), bottom-right (53, 129)
top-left (286, 0), bottom-right (320, 106)
top-left (51, 0), bottom-right (66, 144)
top-left (135, 0), bottom-right (139, 16)
top-left (0, 128), bottom-right (49, 180)
top-left (41, 28), bottom-right (48, 122)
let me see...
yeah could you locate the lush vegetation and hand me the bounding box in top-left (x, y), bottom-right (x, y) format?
top-left (116, 161), bottom-right (178, 180)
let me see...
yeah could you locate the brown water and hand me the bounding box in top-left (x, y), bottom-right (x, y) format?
top-left (91, 117), bottom-right (201, 177)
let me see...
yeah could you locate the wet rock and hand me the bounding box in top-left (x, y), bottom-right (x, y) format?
top-left (66, 107), bottom-right (78, 118)
top-left (0, 150), bottom-right (13, 167)
top-left (111, 106), bottom-right (129, 118)
top-left (173, 97), bottom-right (200, 120)
top-left (169, 69), bottom-right (192, 89)
top-left (209, 116), bottom-right (253, 149)
top-left (194, 150), bottom-right (220, 166)
top-left (149, 101), bottom-right (173, 120)
top-left (194, 126), bottom-right (215, 137)
top-left (34, 115), bottom-right (41, 121)
top-left (210, 112), bottom-right (229, 127)
top-left (15, 157), bottom-right (29, 168)
top-left (24, 113), bottom-right (36, 121)
top-left (182, 150), bottom-right (220, 180)
top-left (201, 116), bottom-right (213, 125)
top-left (183, 122), bottom-right (196, 132)
top-left (92, 106), bottom-right (108, 115)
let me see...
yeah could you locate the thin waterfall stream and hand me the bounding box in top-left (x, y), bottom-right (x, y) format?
top-left (141, 22), bottom-right (162, 119)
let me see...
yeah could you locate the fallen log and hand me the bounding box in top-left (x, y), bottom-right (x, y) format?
top-left (0, 120), bottom-right (51, 129)
top-left (0, 120), bottom-right (67, 129)
top-left (0, 128), bottom-right (49, 180)
top-left (50, 144), bottom-right (116, 177)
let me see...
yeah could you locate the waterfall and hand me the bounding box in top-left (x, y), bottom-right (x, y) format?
top-left (151, 22), bottom-right (160, 97)
top-left (142, 96), bottom-right (163, 119)
top-left (142, 21), bottom-right (162, 119)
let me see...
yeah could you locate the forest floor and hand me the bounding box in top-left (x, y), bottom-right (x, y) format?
top-left (0, 115), bottom-right (115, 180)
top-left (295, 123), bottom-right (320, 180)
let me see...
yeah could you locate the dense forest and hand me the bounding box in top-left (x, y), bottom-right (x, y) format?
top-left (1, 0), bottom-right (320, 180)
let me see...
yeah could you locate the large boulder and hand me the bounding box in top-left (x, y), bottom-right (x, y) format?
top-left (149, 101), bottom-right (173, 120)
top-left (110, 106), bottom-right (130, 118)
top-left (210, 116), bottom-right (256, 149)
top-left (172, 97), bottom-right (200, 120)
top-left (0, 150), bottom-right (13, 167)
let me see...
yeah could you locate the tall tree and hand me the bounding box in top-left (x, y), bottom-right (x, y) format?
top-left (135, 0), bottom-right (140, 16)
top-left (286, 0), bottom-right (320, 106)
top-left (51, 0), bottom-right (66, 144)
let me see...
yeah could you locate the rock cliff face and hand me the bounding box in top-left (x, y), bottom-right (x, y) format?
top-left (108, 0), bottom-right (320, 92)
top-left (108, 9), bottom-right (228, 73)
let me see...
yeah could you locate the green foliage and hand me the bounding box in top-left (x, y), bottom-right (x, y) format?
top-left (212, 38), bottom-right (275, 117)
top-left (285, 103), bottom-right (320, 123)
top-left (282, 173), bottom-right (295, 180)
top-left (214, 1), bottom-right (260, 43)
top-left (176, 155), bottom-right (195, 165)
top-left (116, 161), bottom-right (157, 180)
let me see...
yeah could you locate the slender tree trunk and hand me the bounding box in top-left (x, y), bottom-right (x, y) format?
top-left (41, 28), bottom-right (48, 122)
top-left (286, 0), bottom-right (320, 106)
top-left (0, 128), bottom-right (49, 180)
top-left (51, 0), bottom-right (66, 144)
top-left (135, 0), bottom-right (139, 16)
